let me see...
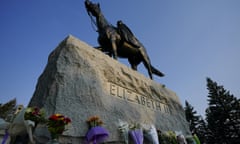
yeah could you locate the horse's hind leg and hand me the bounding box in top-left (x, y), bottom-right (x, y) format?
top-left (128, 57), bottom-right (140, 71)
top-left (111, 40), bottom-right (118, 60)
top-left (142, 60), bottom-right (153, 79)
top-left (139, 48), bottom-right (153, 79)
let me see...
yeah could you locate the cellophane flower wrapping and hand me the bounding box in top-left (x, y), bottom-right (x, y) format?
top-left (185, 135), bottom-right (196, 144)
top-left (85, 116), bottom-right (109, 144)
top-left (129, 129), bottom-right (143, 144)
top-left (142, 124), bottom-right (159, 144)
top-left (118, 119), bottom-right (129, 144)
top-left (86, 126), bottom-right (109, 144)
top-left (193, 134), bottom-right (200, 144)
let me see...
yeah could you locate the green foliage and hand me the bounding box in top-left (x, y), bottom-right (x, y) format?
top-left (184, 101), bottom-right (200, 132)
top-left (0, 98), bottom-right (17, 121)
top-left (184, 101), bottom-right (207, 143)
top-left (205, 77), bottom-right (240, 144)
top-left (158, 131), bottom-right (178, 144)
top-left (24, 107), bottom-right (46, 124)
top-left (193, 134), bottom-right (201, 144)
top-left (195, 116), bottom-right (207, 143)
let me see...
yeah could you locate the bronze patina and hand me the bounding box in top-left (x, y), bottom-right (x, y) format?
top-left (85, 0), bottom-right (164, 79)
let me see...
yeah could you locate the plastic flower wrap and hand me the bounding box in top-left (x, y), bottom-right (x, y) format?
top-left (118, 119), bottom-right (129, 144)
top-left (24, 107), bottom-right (46, 124)
top-left (47, 113), bottom-right (71, 138)
top-left (85, 116), bottom-right (109, 144)
top-left (185, 135), bottom-right (197, 144)
top-left (129, 123), bottom-right (143, 144)
top-left (193, 134), bottom-right (201, 144)
top-left (142, 124), bottom-right (159, 144)
top-left (176, 134), bottom-right (187, 144)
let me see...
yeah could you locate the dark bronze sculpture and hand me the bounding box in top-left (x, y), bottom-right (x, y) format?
top-left (85, 0), bottom-right (164, 79)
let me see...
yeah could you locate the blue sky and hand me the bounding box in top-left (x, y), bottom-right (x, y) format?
top-left (0, 0), bottom-right (239, 116)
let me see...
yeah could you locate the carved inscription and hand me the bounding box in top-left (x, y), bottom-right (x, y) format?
top-left (108, 82), bottom-right (170, 114)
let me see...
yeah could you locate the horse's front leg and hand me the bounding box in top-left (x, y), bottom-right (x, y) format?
top-left (111, 40), bottom-right (118, 60)
top-left (128, 57), bottom-right (138, 71)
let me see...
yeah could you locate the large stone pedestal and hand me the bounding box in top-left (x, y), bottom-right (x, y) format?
top-left (29, 35), bottom-right (190, 143)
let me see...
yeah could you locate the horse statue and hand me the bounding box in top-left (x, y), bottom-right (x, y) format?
top-left (85, 0), bottom-right (164, 79)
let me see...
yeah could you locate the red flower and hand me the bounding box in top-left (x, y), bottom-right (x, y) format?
top-left (47, 114), bottom-right (71, 136)
top-left (64, 117), bottom-right (71, 124)
top-left (49, 115), bottom-right (58, 121)
top-left (24, 106), bottom-right (45, 123)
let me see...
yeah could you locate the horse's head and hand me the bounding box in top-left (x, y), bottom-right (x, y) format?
top-left (85, 0), bottom-right (101, 17)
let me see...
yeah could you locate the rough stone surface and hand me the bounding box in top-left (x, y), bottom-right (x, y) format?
top-left (28, 35), bottom-right (190, 143)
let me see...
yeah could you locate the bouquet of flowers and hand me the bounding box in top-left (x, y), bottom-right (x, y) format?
top-left (129, 123), bottom-right (143, 144)
top-left (85, 116), bottom-right (109, 144)
top-left (86, 116), bottom-right (103, 128)
top-left (142, 124), bottom-right (159, 144)
top-left (47, 113), bottom-right (71, 139)
top-left (24, 106), bottom-right (46, 124)
top-left (159, 131), bottom-right (178, 144)
top-left (118, 119), bottom-right (129, 144)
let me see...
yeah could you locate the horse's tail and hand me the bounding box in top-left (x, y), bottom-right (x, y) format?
top-left (151, 65), bottom-right (164, 77)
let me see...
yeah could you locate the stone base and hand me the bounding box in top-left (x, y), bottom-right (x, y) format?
top-left (29, 35), bottom-right (190, 143)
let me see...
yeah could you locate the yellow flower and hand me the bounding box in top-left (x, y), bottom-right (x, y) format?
top-left (86, 116), bottom-right (103, 128)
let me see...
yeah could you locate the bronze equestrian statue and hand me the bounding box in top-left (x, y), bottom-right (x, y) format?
top-left (85, 0), bottom-right (164, 79)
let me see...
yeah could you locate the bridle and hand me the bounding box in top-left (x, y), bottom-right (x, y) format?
top-left (86, 7), bottom-right (98, 32)
top-left (85, 2), bottom-right (115, 34)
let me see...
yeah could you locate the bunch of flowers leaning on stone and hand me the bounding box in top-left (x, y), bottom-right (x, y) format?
top-left (141, 123), bottom-right (159, 144)
top-left (118, 119), bottom-right (129, 144)
top-left (118, 121), bottom-right (144, 144)
top-left (85, 115), bottom-right (109, 144)
top-left (157, 130), bottom-right (178, 144)
top-left (118, 121), bottom-right (159, 144)
top-left (23, 106), bottom-right (47, 144)
top-left (47, 113), bottom-right (71, 139)
top-left (24, 106), bottom-right (46, 126)
top-left (128, 123), bottom-right (144, 144)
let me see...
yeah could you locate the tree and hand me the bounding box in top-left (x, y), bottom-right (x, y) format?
top-left (205, 78), bottom-right (240, 144)
top-left (184, 101), bottom-right (207, 143)
top-left (0, 98), bottom-right (17, 121)
top-left (196, 116), bottom-right (207, 144)
top-left (184, 100), bottom-right (200, 133)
